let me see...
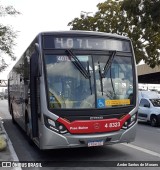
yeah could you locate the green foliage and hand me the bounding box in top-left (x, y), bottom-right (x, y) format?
top-left (0, 4), bottom-right (20, 72)
top-left (68, 0), bottom-right (160, 68)
top-left (122, 0), bottom-right (160, 67)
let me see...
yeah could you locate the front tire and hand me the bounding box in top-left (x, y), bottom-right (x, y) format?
top-left (150, 115), bottom-right (158, 127)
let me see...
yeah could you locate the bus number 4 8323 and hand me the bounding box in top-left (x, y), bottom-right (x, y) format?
top-left (105, 122), bottom-right (121, 128)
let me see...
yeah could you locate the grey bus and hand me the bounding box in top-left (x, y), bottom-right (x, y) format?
top-left (8, 31), bottom-right (138, 149)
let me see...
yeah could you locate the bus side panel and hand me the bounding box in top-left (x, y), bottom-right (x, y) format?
top-left (8, 57), bottom-right (26, 131)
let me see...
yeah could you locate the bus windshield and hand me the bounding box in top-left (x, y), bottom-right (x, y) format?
top-left (44, 52), bottom-right (134, 109)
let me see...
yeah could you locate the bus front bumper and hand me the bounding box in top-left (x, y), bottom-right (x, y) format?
top-left (39, 122), bottom-right (137, 150)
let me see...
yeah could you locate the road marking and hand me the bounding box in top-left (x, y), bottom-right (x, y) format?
top-left (122, 143), bottom-right (160, 158)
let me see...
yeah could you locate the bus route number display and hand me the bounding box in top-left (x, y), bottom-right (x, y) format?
top-left (54, 37), bottom-right (130, 51)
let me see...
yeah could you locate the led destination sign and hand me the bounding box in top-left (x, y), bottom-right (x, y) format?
top-left (43, 36), bottom-right (131, 51)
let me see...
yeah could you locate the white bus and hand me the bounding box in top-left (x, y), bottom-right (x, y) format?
top-left (8, 31), bottom-right (138, 149)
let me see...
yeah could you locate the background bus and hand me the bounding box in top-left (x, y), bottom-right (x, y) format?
top-left (8, 31), bottom-right (138, 149)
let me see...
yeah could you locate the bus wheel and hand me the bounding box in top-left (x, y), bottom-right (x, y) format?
top-left (25, 114), bottom-right (33, 145)
top-left (10, 105), bottom-right (15, 124)
top-left (150, 115), bottom-right (158, 127)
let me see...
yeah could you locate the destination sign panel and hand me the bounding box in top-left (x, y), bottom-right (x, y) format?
top-left (43, 36), bottom-right (131, 51)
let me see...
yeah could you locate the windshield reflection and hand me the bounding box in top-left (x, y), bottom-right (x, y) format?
top-left (45, 53), bottom-right (134, 109)
top-left (45, 55), bottom-right (95, 109)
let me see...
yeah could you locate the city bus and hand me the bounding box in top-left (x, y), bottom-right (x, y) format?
top-left (8, 31), bottom-right (138, 149)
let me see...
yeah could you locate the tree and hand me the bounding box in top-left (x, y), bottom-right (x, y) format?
top-left (121, 0), bottom-right (160, 67)
top-left (68, 0), bottom-right (160, 68)
top-left (0, 4), bottom-right (20, 72)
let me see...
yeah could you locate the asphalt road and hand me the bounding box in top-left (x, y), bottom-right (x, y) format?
top-left (0, 99), bottom-right (160, 170)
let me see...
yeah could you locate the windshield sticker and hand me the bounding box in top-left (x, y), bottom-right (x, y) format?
top-left (106, 99), bottom-right (130, 106)
top-left (57, 56), bottom-right (70, 62)
top-left (97, 98), bottom-right (105, 108)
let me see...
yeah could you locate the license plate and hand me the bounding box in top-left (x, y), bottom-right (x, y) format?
top-left (88, 140), bottom-right (104, 147)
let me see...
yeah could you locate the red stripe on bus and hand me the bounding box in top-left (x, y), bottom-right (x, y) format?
top-left (57, 114), bottom-right (131, 134)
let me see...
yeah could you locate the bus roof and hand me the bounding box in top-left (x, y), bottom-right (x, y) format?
top-left (37, 30), bottom-right (130, 40)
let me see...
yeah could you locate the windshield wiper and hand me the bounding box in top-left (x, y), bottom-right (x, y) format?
top-left (66, 49), bottom-right (92, 95)
top-left (87, 60), bottom-right (92, 95)
top-left (102, 50), bottom-right (117, 78)
top-left (98, 61), bottom-right (104, 95)
top-left (98, 51), bottom-right (117, 96)
top-left (66, 49), bottom-right (90, 79)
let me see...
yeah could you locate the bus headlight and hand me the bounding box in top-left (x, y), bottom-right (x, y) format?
top-left (122, 113), bottom-right (137, 130)
top-left (48, 119), bottom-right (56, 127)
top-left (44, 116), bottom-right (68, 134)
top-left (130, 114), bottom-right (136, 123)
top-left (58, 124), bottom-right (68, 134)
